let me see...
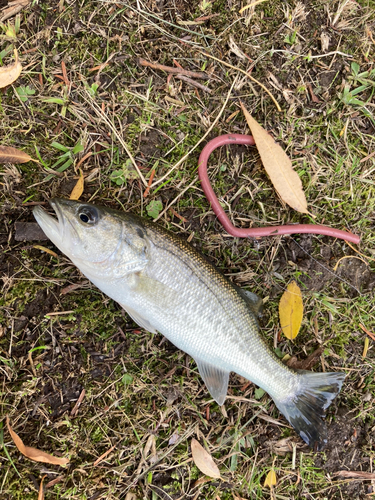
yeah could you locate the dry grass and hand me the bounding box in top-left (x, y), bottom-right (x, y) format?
top-left (0, 0), bottom-right (375, 499)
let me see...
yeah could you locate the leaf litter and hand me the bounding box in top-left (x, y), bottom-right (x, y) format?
top-left (6, 416), bottom-right (69, 465)
top-left (191, 438), bottom-right (221, 479)
top-left (240, 102), bottom-right (308, 214)
top-left (0, 49), bottom-right (22, 88)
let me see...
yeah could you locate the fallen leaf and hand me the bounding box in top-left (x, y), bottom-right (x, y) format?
top-left (0, 49), bottom-right (22, 88)
top-left (191, 438), bottom-right (221, 479)
top-left (279, 281), bottom-right (303, 340)
top-left (6, 416), bottom-right (69, 465)
top-left (38, 475), bottom-right (46, 500)
top-left (240, 102), bottom-right (308, 214)
top-left (0, 145), bottom-right (32, 164)
top-left (69, 169), bottom-right (84, 200)
top-left (334, 470), bottom-right (375, 480)
top-left (264, 469), bottom-right (277, 488)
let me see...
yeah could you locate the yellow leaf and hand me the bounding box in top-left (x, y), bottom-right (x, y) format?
top-left (0, 49), bottom-right (22, 88)
top-left (240, 102), bottom-right (308, 214)
top-left (191, 438), bottom-right (221, 479)
top-left (6, 416), bottom-right (69, 465)
top-left (264, 469), bottom-right (277, 488)
top-left (0, 145), bottom-right (32, 164)
top-left (362, 336), bottom-right (369, 359)
top-left (70, 169), bottom-right (84, 200)
top-left (279, 281), bottom-right (303, 340)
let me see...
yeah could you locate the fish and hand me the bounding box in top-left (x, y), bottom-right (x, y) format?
top-left (33, 199), bottom-right (345, 450)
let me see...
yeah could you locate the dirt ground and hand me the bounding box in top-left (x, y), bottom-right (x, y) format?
top-left (1, 0), bottom-right (375, 499)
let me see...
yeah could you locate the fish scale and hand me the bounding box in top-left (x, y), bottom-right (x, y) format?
top-left (33, 199), bottom-right (346, 450)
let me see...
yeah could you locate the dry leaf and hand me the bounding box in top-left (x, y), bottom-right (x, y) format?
top-left (334, 470), bottom-right (375, 479)
top-left (6, 416), bottom-right (69, 465)
top-left (0, 49), bottom-right (22, 88)
top-left (0, 145), bottom-right (32, 164)
top-left (69, 169), bottom-right (84, 200)
top-left (279, 281), bottom-right (303, 340)
top-left (191, 438), bottom-right (221, 479)
top-left (38, 475), bottom-right (46, 500)
top-left (240, 102), bottom-right (308, 214)
top-left (264, 469), bottom-right (277, 487)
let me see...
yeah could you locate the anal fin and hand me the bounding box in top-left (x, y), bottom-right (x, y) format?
top-left (195, 358), bottom-right (230, 406)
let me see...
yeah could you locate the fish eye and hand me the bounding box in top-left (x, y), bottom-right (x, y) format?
top-left (78, 206), bottom-right (99, 225)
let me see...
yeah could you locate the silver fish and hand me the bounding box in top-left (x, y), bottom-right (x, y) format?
top-left (34, 199), bottom-right (345, 449)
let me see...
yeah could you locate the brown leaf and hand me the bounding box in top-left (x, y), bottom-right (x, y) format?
top-left (191, 438), bottom-right (221, 479)
top-left (240, 102), bottom-right (308, 214)
top-left (334, 471), bottom-right (375, 480)
top-left (0, 145), bottom-right (32, 164)
top-left (6, 416), bottom-right (69, 465)
top-left (279, 281), bottom-right (303, 340)
top-left (0, 49), bottom-right (22, 88)
top-left (69, 169), bottom-right (84, 200)
top-left (38, 475), bottom-right (46, 500)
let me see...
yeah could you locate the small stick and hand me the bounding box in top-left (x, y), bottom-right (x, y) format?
top-left (143, 169), bottom-right (156, 198)
top-left (93, 444), bottom-right (116, 466)
top-left (359, 323), bottom-right (375, 342)
top-left (71, 389), bottom-right (86, 417)
top-left (175, 74), bottom-right (212, 93)
top-left (139, 58), bottom-right (208, 80)
top-left (61, 61), bottom-right (70, 86)
top-left (76, 151), bottom-right (92, 170)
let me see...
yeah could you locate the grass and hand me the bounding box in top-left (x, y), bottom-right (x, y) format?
top-left (0, 0), bottom-right (375, 498)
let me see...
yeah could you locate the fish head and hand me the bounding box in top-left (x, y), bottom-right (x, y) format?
top-left (33, 199), bottom-right (149, 279)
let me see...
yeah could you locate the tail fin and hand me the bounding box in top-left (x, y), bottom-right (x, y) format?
top-left (274, 371), bottom-right (345, 450)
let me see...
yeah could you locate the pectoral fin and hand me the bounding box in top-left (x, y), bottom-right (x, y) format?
top-left (235, 286), bottom-right (263, 316)
top-left (120, 304), bottom-right (158, 334)
top-left (195, 358), bottom-right (230, 406)
top-left (130, 272), bottom-right (178, 309)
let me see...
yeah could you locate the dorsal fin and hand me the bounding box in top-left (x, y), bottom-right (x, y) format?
top-left (234, 285), bottom-right (263, 316)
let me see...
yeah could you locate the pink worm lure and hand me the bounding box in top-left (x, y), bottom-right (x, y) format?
top-left (198, 134), bottom-right (360, 244)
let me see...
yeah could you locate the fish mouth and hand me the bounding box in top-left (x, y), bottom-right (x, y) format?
top-left (33, 199), bottom-right (65, 244)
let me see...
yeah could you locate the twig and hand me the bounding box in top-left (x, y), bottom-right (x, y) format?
top-left (76, 151), bottom-right (92, 170)
top-left (143, 169), bottom-right (156, 197)
top-left (151, 75), bottom-right (239, 189)
top-left (359, 323), bottom-right (375, 342)
top-left (139, 58), bottom-right (208, 79)
top-left (93, 444), bottom-right (117, 466)
top-left (70, 389), bottom-right (86, 417)
top-left (175, 74), bottom-right (212, 93)
top-left (198, 50), bottom-right (282, 112)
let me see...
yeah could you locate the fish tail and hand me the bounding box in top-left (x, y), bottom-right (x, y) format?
top-left (274, 370), bottom-right (346, 450)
